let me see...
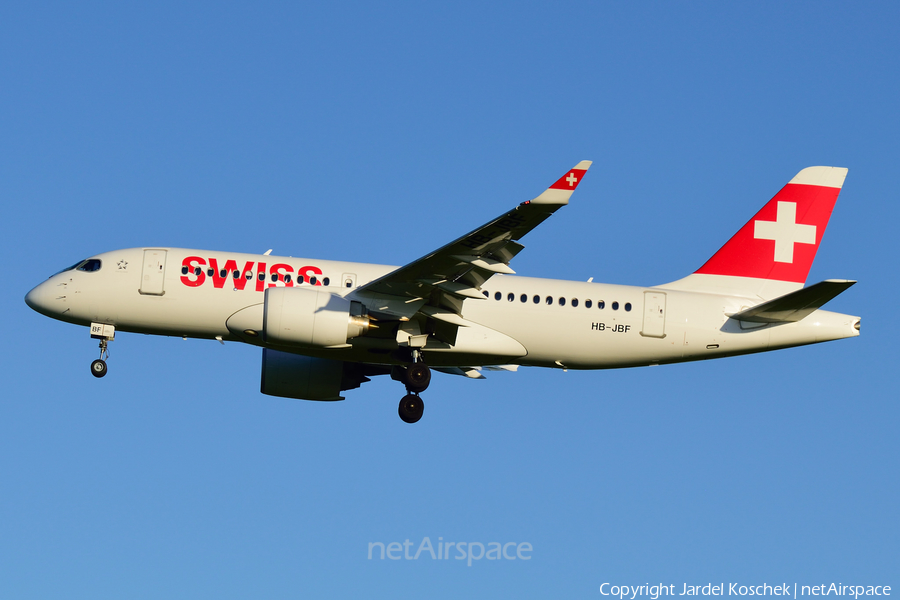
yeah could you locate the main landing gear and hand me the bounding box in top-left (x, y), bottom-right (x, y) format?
top-left (398, 393), bottom-right (424, 424)
top-left (395, 350), bottom-right (431, 424)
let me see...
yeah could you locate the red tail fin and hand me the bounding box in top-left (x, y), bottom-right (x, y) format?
top-left (695, 167), bottom-right (847, 284)
top-left (660, 167), bottom-right (848, 299)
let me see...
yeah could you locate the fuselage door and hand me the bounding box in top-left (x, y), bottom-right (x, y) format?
top-left (641, 291), bottom-right (667, 338)
top-left (140, 249), bottom-right (167, 296)
top-left (341, 273), bottom-right (357, 289)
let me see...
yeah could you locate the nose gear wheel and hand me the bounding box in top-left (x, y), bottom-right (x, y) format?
top-left (90, 337), bottom-right (110, 378)
top-left (91, 359), bottom-right (108, 378)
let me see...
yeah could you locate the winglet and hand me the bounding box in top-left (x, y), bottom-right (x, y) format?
top-left (530, 160), bottom-right (592, 205)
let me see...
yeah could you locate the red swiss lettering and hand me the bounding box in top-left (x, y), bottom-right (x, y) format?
top-left (180, 256), bottom-right (206, 287)
top-left (268, 263), bottom-right (294, 287)
top-left (182, 257), bottom-right (323, 291)
top-left (255, 262), bottom-right (266, 292)
top-left (299, 265), bottom-right (323, 285)
top-left (208, 258), bottom-right (255, 290)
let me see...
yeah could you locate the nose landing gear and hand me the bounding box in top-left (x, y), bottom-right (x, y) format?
top-left (90, 338), bottom-right (110, 378)
top-left (89, 322), bottom-right (115, 378)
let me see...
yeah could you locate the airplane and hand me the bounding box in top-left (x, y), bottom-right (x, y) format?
top-left (25, 162), bottom-right (859, 423)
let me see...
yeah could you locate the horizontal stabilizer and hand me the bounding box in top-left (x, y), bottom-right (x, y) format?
top-left (731, 279), bottom-right (856, 323)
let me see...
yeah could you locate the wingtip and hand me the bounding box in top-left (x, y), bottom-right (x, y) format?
top-left (533, 160), bottom-right (593, 204)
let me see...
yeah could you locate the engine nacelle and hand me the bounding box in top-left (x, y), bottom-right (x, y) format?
top-left (263, 287), bottom-right (370, 348)
top-left (260, 349), bottom-right (377, 401)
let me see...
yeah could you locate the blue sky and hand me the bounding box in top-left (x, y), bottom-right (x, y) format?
top-left (2, 1), bottom-right (897, 598)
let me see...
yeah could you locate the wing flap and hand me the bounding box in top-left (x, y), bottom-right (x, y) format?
top-left (434, 367), bottom-right (487, 379)
top-left (731, 279), bottom-right (856, 323)
top-left (433, 364), bottom-right (520, 379)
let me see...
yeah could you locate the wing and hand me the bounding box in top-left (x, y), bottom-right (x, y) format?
top-left (351, 161), bottom-right (592, 332)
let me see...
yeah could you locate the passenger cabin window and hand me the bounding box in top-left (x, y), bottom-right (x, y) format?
top-left (323, 277), bottom-right (330, 286)
top-left (207, 269), bottom-right (214, 277)
top-left (507, 293), bottom-right (514, 302)
top-left (77, 259), bottom-right (102, 272)
top-left (346, 279), bottom-right (354, 288)
top-left (258, 273), bottom-right (265, 281)
top-left (545, 296), bottom-right (553, 305)
top-left (598, 300), bottom-right (605, 309)
top-left (585, 299), bottom-right (592, 308)
top-left (612, 301), bottom-right (619, 310)
top-left (520, 294), bottom-right (527, 303)
top-left (284, 274), bottom-right (292, 283)
top-left (494, 292), bottom-right (502, 301)
top-left (309, 276), bottom-right (318, 285)
top-left (572, 298), bottom-right (579, 307)
top-left (625, 302), bottom-right (632, 311)
top-left (559, 297), bottom-right (566, 306)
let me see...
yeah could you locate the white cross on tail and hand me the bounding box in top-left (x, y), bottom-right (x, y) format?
top-left (565, 173), bottom-right (578, 186)
top-left (753, 201), bottom-right (817, 263)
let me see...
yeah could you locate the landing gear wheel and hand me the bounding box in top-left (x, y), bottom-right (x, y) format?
top-left (91, 359), bottom-right (108, 378)
top-left (403, 363), bottom-right (431, 393)
top-left (398, 393), bottom-right (424, 424)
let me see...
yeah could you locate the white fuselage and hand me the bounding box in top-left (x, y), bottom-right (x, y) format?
top-left (25, 247), bottom-right (860, 370)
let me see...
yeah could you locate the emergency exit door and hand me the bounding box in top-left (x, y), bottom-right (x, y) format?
top-left (140, 249), bottom-right (167, 295)
top-left (641, 291), bottom-right (667, 338)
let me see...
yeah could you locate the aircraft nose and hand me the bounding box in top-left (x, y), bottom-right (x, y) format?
top-left (25, 281), bottom-right (53, 316)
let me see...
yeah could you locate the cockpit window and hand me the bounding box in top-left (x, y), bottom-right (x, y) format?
top-left (53, 260), bottom-right (87, 276)
top-left (77, 259), bottom-right (102, 272)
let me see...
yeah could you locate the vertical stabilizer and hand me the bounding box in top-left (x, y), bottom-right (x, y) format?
top-left (659, 167), bottom-right (848, 299)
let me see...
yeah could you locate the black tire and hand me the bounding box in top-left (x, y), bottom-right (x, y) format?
top-left (90, 359), bottom-right (108, 378)
top-left (398, 393), bottom-right (424, 424)
top-left (403, 363), bottom-right (431, 393)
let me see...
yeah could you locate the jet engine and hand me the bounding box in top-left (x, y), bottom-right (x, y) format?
top-left (263, 287), bottom-right (371, 348)
top-left (260, 349), bottom-right (386, 401)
